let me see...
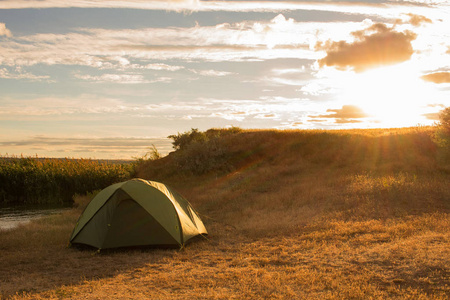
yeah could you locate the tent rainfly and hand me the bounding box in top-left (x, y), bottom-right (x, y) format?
top-left (69, 179), bottom-right (207, 249)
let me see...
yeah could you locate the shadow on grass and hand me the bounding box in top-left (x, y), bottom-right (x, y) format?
top-left (0, 209), bottom-right (204, 299)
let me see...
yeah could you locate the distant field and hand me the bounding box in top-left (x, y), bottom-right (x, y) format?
top-left (0, 127), bottom-right (449, 299)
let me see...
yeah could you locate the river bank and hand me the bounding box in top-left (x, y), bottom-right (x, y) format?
top-left (0, 205), bottom-right (72, 231)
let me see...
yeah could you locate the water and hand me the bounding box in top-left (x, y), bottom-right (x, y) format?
top-left (0, 205), bottom-right (71, 231)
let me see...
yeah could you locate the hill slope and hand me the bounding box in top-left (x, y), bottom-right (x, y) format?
top-left (136, 127), bottom-right (449, 235)
top-left (135, 127), bottom-right (450, 298)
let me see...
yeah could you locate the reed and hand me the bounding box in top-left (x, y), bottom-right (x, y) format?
top-left (0, 156), bottom-right (133, 205)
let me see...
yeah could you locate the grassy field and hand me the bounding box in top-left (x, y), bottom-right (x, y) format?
top-left (0, 127), bottom-right (449, 299)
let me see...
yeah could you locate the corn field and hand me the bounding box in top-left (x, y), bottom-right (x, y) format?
top-left (0, 156), bottom-right (133, 205)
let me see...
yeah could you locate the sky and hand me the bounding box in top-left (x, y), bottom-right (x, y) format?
top-left (0, 0), bottom-right (449, 159)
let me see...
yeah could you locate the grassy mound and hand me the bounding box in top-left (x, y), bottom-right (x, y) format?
top-left (137, 127), bottom-right (444, 178)
top-left (135, 127), bottom-right (449, 235)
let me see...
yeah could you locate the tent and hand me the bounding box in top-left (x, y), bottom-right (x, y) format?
top-left (69, 178), bottom-right (207, 249)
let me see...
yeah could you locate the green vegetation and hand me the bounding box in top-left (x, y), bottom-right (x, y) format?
top-left (434, 107), bottom-right (450, 159)
top-left (0, 156), bottom-right (133, 205)
top-left (168, 127), bottom-right (242, 151)
top-left (164, 127), bottom-right (243, 175)
top-left (135, 145), bottom-right (162, 162)
top-left (1, 126), bottom-right (449, 299)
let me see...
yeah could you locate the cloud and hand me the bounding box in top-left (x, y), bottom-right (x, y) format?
top-left (403, 13), bottom-right (432, 27)
top-left (395, 13), bottom-right (432, 27)
top-left (190, 69), bottom-right (235, 76)
top-left (310, 105), bottom-right (369, 123)
top-left (0, 23), bottom-right (12, 37)
top-left (0, 136), bottom-right (173, 158)
top-left (74, 73), bottom-right (171, 84)
top-left (421, 72), bottom-right (450, 84)
top-left (0, 67), bottom-right (50, 81)
top-left (0, 0), bottom-right (437, 13)
top-left (255, 113), bottom-right (277, 119)
top-left (145, 96), bottom-right (316, 125)
top-left (316, 23), bottom-right (417, 72)
top-left (264, 66), bottom-right (312, 86)
top-left (278, 121), bottom-right (304, 128)
top-left (143, 63), bottom-right (184, 71)
top-left (210, 112), bottom-right (247, 121)
top-left (0, 16), bottom-right (319, 67)
top-left (8, 11), bottom-right (441, 71)
top-left (422, 112), bottom-right (440, 120)
top-left (0, 96), bottom-right (142, 117)
top-left (0, 0), bottom-right (200, 10)
top-left (0, 136), bottom-right (162, 147)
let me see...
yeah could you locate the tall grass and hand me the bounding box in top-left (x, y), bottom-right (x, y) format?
top-left (0, 156), bottom-right (133, 205)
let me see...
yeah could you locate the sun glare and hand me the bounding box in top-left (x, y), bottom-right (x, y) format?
top-left (339, 64), bottom-right (437, 127)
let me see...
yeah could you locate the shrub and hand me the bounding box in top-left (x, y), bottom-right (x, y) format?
top-left (168, 127), bottom-right (242, 151)
top-left (434, 107), bottom-right (450, 160)
top-left (435, 107), bottom-right (450, 145)
top-left (167, 127), bottom-right (242, 175)
top-left (136, 145), bottom-right (162, 162)
top-left (168, 128), bottom-right (207, 151)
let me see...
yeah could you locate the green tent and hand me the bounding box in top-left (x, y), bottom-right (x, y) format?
top-left (70, 179), bottom-right (207, 249)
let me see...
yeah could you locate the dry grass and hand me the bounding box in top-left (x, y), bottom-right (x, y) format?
top-left (1, 128), bottom-right (449, 299)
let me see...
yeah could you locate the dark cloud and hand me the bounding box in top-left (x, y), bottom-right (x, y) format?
top-left (396, 13), bottom-right (432, 27)
top-left (421, 72), bottom-right (450, 84)
top-left (316, 23), bottom-right (417, 72)
top-left (310, 105), bottom-right (369, 124)
top-left (406, 13), bottom-right (432, 26)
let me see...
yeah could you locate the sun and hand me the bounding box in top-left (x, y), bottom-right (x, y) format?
top-left (338, 64), bottom-right (434, 127)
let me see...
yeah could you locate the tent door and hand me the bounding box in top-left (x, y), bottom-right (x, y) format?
top-left (102, 198), bottom-right (178, 249)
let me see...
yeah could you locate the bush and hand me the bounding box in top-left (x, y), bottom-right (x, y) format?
top-left (168, 127), bottom-right (241, 151)
top-left (435, 107), bottom-right (450, 145)
top-left (168, 128), bottom-right (207, 151)
top-left (167, 127), bottom-right (242, 175)
top-left (135, 145), bottom-right (162, 162)
top-left (434, 107), bottom-right (450, 160)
